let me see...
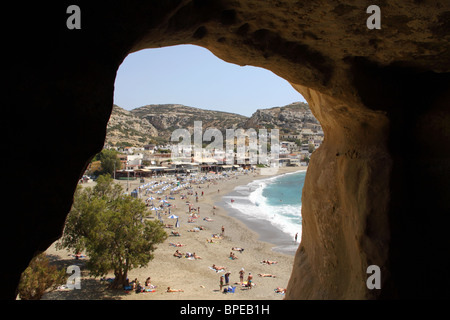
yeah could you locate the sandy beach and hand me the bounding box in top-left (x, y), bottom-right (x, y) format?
top-left (42, 166), bottom-right (305, 300)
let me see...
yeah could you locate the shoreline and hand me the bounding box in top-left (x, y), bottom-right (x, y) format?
top-left (42, 166), bottom-right (306, 300)
top-left (217, 168), bottom-right (306, 256)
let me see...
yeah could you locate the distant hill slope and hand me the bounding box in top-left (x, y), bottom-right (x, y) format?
top-left (243, 102), bottom-right (319, 132)
top-left (131, 104), bottom-right (248, 137)
top-left (106, 102), bottom-right (319, 147)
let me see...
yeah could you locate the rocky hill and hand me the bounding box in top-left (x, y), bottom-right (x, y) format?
top-left (131, 104), bottom-right (247, 138)
top-left (105, 105), bottom-right (159, 146)
top-left (106, 102), bottom-right (319, 147)
top-left (243, 102), bottom-right (319, 132)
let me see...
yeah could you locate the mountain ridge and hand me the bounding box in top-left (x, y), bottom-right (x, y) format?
top-left (106, 102), bottom-right (319, 147)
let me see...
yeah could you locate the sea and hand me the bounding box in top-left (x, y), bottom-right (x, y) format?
top-left (220, 170), bottom-right (306, 256)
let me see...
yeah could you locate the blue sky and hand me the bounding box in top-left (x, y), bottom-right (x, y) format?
top-left (113, 44), bottom-right (305, 117)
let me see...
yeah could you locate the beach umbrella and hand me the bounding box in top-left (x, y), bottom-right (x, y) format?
top-left (168, 214), bottom-right (178, 219)
top-left (150, 207), bottom-right (159, 211)
top-left (148, 196), bottom-right (155, 200)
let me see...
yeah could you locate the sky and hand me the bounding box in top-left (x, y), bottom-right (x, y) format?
top-left (113, 44), bottom-right (305, 117)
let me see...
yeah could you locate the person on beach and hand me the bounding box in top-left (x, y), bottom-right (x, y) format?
top-left (239, 268), bottom-right (245, 283)
top-left (261, 259), bottom-right (278, 265)
top-left (247, 273), bottom-right (253, 289)
top-left (295, 232), bottom-right (298, 242)
top-left (219, 275), bottom-right (224, 291)
top-left (232, 247), bottom-right (244, 253)
top-left (170, 242), bottom-right (185, 247)
top-left (224, 272), bottom-right (231, 286)
top-left (258, 273), bottom-right (276, 278)
top-left (229, 251), bottom-right (238, 260)
top-left (193, 252), bottom-right (202, 260)
top-left (173, 250), bottom-right (183, 258)
top-left (221, 225), bottom-right (225, 235)
top-left (212, 264), bottom-right (225, 271)
top-left (167, 287), bottom-right (184, 293)
top-left (275, 287), bottom-right (286, 294)
top-left (145, 277), bottom-right (151, 286)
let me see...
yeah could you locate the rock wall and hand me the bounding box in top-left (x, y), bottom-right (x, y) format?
top-left (3, 0), bottom-right (449, 299)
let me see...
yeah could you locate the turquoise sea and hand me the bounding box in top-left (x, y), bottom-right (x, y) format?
top-left (222, 170), bottom-right (305, 254)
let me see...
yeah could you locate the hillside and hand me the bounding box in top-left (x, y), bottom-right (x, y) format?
top-left (243, 102), bottom-right (319, 132)
top-left (131, 104), bottom-right (248, 139)
top-left (105, 102), bottom-right (319, 147)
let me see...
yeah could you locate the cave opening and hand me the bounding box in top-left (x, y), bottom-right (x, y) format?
top-left (35, 44), bottom-right (323, 300)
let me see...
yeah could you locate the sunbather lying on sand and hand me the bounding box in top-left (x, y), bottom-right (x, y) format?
top-left (232, 247), bottom-right (244, 253)
top-left (211, 264), bottom-right (225, 271)
top-left (261, 259), bottom-right (278, 265)
top-left (173, 250), bottom-right (183, 258)
top-left (171, 231), bottom-right (181, 236)
top-left (258, 273), bottom-right (276, 278)
top-left (167, 287), bottom-right (184, 292)
top-left (203, 217), bottom-right (213, 222)
top-left (275, 287), bottom-right (286, 293)
top-left (169, 242), bottom-right (185, 247)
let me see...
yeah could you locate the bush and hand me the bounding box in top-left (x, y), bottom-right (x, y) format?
top-left (18, 253), bottom-right (66, 300)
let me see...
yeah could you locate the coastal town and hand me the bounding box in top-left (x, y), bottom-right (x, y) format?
top-left (83, 125), bottom-right (322, 183)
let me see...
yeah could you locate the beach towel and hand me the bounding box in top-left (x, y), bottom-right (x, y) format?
top-left (224, 286), bottom-right (236, 293)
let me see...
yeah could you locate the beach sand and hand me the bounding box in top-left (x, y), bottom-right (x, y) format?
top-left (42, 166), bottom-right (305, 300)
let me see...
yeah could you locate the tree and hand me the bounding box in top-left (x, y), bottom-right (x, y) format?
top-left (18, 253), bottom-right (66, 300)
top-left (92, 149), bottom-right (122, 176)
top-left (57, 175), bottom-right (167, 289)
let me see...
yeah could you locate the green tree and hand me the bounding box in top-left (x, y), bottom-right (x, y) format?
top-left (18, 253), bottom-right (66, 300)
top-left (93, 149), bottom-right (122, 176)
top-left (57, 175), bottom-right (167, 289)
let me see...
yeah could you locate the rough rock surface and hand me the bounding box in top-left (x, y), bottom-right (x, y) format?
top-left (244, 102), bottom-right (318, 132)
top-left (3, 1), bottom-right (450, 299)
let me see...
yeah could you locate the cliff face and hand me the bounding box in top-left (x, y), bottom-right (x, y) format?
top-left (4, 1), bottom-right (450, 299)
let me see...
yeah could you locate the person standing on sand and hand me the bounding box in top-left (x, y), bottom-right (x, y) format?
top-left (247, 273), bottom-right (253, 289)
top-left (224, 272), bottom-right (230, 286)
top-left (239, 268), bottom-right (245, 284)
top-left (295, 232), bottom-right (298, 242)
top-left (220, 275), bottom-right (224, 291)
